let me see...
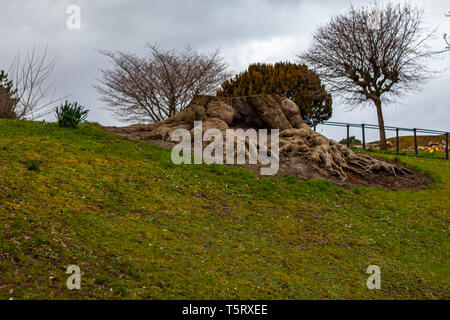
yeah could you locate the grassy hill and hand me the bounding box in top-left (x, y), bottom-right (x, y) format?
top-left (366, 134), bottom-right (448, 159)
top-left (0, 120), bottom-right (448, 299)
top-left (367, 134), bottom-right (446, 147)
top-left (384, 134), bottom-right (447, 149)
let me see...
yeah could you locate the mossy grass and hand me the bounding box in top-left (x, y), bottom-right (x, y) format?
top-left (0, 119), bottom-right (448, 299)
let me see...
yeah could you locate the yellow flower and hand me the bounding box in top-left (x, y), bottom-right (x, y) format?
top-left (430, 149), bottom-right (434, 153)
top-left (435, 147), bottom-right (439, 151)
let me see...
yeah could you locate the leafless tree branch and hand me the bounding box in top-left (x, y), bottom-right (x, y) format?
top-left (8, 46), bottom-right (66, 120)
top-left (95, 44), bottom-right (231, 123)
top-left (445, 11), bottom-right (450, 50)
top-left (299, 2), bottom-right (443, 149)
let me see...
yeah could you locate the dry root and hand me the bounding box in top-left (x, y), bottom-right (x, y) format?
top-left (278, 124), bottom-right (412, 180)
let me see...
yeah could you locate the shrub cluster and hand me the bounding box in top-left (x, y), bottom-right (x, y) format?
top-left (0, 70), bottom-right (19, 119)
top-left (55, 101), bottom-right (89, 128)
top-left (339, 136), bottom-right (361, 146)
top-left (217, 62), bottom-right (332, 127)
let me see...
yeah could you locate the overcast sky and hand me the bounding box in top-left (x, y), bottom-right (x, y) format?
top-left (1, 0), bottom-right (449, 141)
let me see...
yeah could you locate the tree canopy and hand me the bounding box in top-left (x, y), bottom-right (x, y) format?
top-left (217, 62), bottom-right (332, 126)
top-left (0, 70), bottom-right (18, 119)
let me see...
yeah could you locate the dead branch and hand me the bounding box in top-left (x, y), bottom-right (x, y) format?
top-left (95, 44), bottom-right (231, 123)
top-left (9, 46), bottom-right (65, 120)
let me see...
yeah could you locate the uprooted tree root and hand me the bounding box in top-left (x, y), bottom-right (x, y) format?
top-left (106, 94), bottom-right (432, 190)
top-left (278, 126), bottom-right (413, 179)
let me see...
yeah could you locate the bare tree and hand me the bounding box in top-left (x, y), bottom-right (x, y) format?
top-left (96, 44), bottom-right (231, 123)
top-left (9, 46), bottom-right (62, 120)
top-left (445, 11), bottom-right (450, 50)
top-left (300, 3), bottom-right (442, 149)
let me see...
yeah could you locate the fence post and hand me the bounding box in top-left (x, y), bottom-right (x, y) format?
top-left (446, 133), bottom-right (449, 160)
top-left (362, 124), bottom-right (366, 150)
top-left (396, 128), bottom-right (399, 155)
top-left (413, 128), bottom-right (418, 155)
top-left (314, 125), bottom-right (316, 131)
top-left (346, 124), bottom-right (350, 148)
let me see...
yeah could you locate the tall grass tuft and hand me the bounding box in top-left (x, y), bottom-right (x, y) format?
top-left (55, 101), bottom-right (89, 128)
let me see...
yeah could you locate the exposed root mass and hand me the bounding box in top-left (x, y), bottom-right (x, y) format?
top-left (106, 94), bottom-right (431, 189)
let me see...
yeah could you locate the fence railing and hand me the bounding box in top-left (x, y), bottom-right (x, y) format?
top-left (314, 121), bottom-right (449, 160)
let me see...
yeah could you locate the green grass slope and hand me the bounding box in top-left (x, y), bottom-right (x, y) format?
top-left (0, 120), bottom-right (448, 299)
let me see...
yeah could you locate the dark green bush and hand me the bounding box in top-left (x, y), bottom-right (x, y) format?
top-left (339, 136), bottom-right (361, 146)
top-left (217, 62), bottom-right (332, 127)
top-left (0, 70), bottom-right (19, 119)
top-left (55, 101), bottom-right (89, 128)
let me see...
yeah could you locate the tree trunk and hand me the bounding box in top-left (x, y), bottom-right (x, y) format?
top-left (374, 98), bottom-right (387, 150)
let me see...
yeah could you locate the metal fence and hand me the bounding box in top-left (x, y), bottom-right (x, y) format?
top-left (314, 121), bottom-right (449, 160)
